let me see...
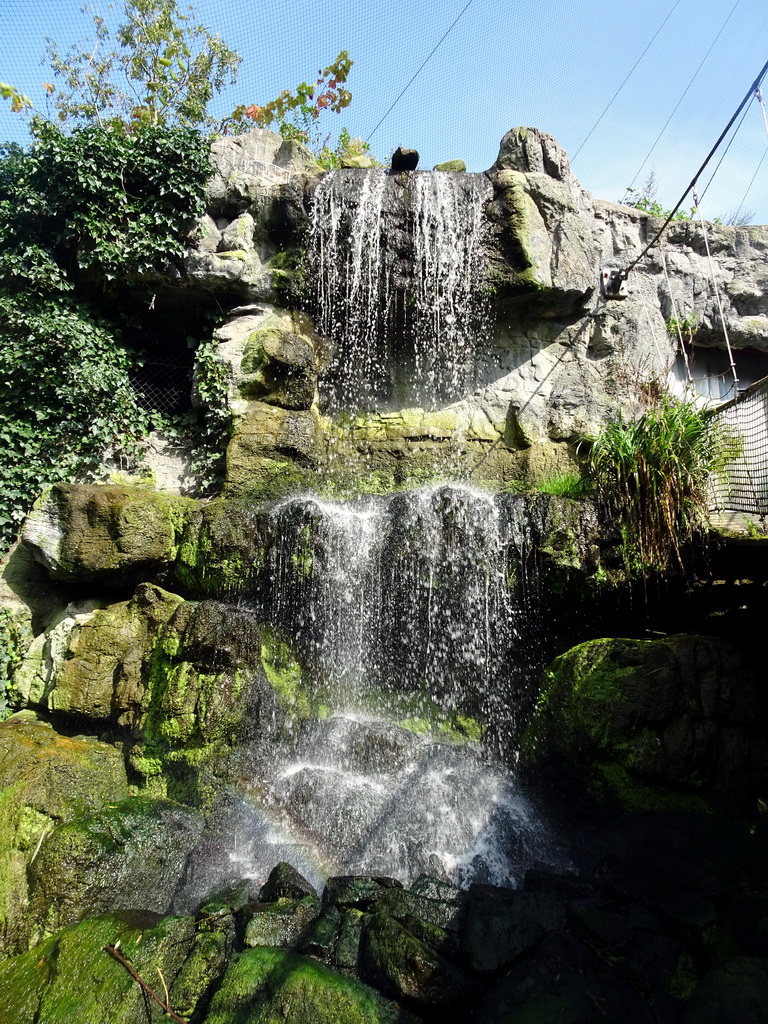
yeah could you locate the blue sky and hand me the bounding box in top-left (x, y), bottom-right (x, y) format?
top-left (2, 0), bottom-right (767, 223)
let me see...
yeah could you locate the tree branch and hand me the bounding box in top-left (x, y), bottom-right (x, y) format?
top-left (103, 944), bottom-right (187, 1023)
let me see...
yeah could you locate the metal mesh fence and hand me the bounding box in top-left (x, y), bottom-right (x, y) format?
top-left (129, 361), bottom-right (191, 415)
top-left (708, 376), bottom-right (768, 514)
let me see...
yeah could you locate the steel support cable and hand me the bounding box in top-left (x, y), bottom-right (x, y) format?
top-left (364, 0), bottom-right (477, 144)
top-left (730, 90), bottom-right (768, 222)
top-left (697, 98), bottom-right (753, 204)
top-left (628, 0), bottom-right (741, 189)
top-left (571, 0), bottom-right (683, 163)
top-left (621, 55), bottom-right (768, 279)
top-left (691, 185), bottom-right (738, 389)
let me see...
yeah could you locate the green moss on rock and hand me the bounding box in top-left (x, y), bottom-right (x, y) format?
top-left (206, 946), bottom-right (402, 1024)
top-left (22, 484), bottom-right (198, 587)
top-left (0, 911), bottom-right (198, 1024)
top-left (27, 797), bottom-right (204, 942)
top-left (260, 625), bottom-right (328, 721)
top-left (523, 635), bottom-right (763, 813)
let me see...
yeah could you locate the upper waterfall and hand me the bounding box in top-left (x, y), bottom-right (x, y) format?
top-left (308, 168), bottom-right (493, 411)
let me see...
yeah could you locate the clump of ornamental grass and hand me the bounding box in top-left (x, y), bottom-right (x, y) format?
top-left (582, 393), bottom-right (738, 575)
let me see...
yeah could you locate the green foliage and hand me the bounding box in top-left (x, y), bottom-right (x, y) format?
top-left (667, 311), bottom-right (698, 343)
top-left (45, 0), bottom-right (241, 128)
top-left (1, 117), bottom-right (211, 287)
top-left (317, 127), bottom-right (379, 170)
top-left (582, 392), bottom-right (736, 574)
top-left (537, 471), bottom-right (593, 498)
top-left (621, 173), bottom-right (695, 221)
top-left (224, 51), bottom-right (353, 154)
top-left (184, 334), bottom-right (232, 492)
top-left (0, 609), bottom-right (28, 720)
top-left (0, 294), bottom-right (151, 548)
top-left (0, 119), bottom-right (218, 549)
top-left (0, 82), bottom-right (32, 113)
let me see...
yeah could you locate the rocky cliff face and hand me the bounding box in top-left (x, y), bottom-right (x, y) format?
top-left (161, 125), bottom-right (768, 500)
top-left (2, 126), bottom-right (768, 1023)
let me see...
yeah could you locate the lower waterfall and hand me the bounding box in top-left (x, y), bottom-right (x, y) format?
top-left (180, 485), bottom-right (574, 900)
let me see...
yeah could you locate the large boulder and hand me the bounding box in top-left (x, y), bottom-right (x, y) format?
top-left (27, 797), bottom-right (204, 942)
top-left (525, 634), bottom-right (768, 811)
top-left (0, 715), bottom-right (129, 957)
top-left (22, 484), bottom-right (197, 588)
top-left (205, 946), bottom-right (405, 1024)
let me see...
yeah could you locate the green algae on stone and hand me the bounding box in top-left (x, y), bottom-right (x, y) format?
top-left (0, 717), bottom-right (130, 955)
top-left (40, 585), bottom-right (184, 723)
top-left (176, 498), bottom-right (267, 598)
top-left (22, 484), bottom-right (198, 587)
top-left (0, 911), bottom-right (198, 1024)
top-left (359, 911), bottom-right (475, 1006)
top-left (260, 625), bottom-right (328, 721)
top-left (522, 635), bottom-right (761, 813)
top-left (206, 946), bottom-right (402, 1024)
top-left (224, 403), bottom-right (321, 498)
top-left (26, 797), bottom-right (204, 942)
top-left (133, 599), bottom-right (281, 803)
top-left (433, 159), bottom-right (466, 173)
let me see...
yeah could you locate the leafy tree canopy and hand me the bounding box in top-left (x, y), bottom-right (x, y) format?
top-left (46, 0), bottom-right (241, 128)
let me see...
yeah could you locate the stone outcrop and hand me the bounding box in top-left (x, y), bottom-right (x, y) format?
top-left (176, 125), bottom-right (768, 498)
top-left (524, 633), bottom-right (768, 812)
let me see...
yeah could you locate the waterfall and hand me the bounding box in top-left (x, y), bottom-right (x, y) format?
top-left (224, 485), bottom-right (568, 890)
top-left (308, 169), bottom-right (492, 410)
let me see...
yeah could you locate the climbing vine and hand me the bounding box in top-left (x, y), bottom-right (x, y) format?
top-left (0, 118), bottom-right (216, 551)
top-left (0, 608), bottom-right (27, 720)
top-left (1, 116), bottom-right (212, 288)
top-left (0, 294), bottom-right (152, 546)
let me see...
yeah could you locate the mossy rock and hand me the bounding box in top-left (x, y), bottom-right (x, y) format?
top-left (133, 601), bottom-right (284, 802)
top-left (224, 403), bottom-right (321, 497)
top-left (524, 635), bottom-right (768, 812)
top-left (433, 159), bottom-right (466, 173)
top-left (0, 911), bottom-right (199, 1023)
top-left (240, 323), bottom-right (317, 410)
top-left (22, 484), bottom-right (198, 587)
top-left (205, 945), bottom-right (404, 1024)
top-left (176, 497), bottom-right (269, 598)
top-left (0, 716), bottom-right (128, 820)
top-left (358, 910), bottom-right (476, 1006)
top-left (260, 625), bottom-right (327, 721)
top-left (0, 716), bottom-right (130, 957)
top-left (16, 584), bottom-right (185, 721)
top-left (26, 797), bottom-right (204, 943)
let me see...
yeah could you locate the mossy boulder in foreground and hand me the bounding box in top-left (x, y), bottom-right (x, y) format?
top-left (524, 634), bottom-right (768, 812)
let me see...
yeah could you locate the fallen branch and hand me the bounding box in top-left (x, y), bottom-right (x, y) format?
top-left (103, 945), bottom-right (187, 1023)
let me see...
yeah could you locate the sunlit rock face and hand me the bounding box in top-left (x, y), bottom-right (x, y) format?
top-left (184, 125), bottom-right (768, 501)
top-left (3, 124), bottom-right (768, 1023)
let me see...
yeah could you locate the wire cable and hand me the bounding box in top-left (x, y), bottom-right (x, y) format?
top-left (697, 97), bottom-right (753, 204)
top-left (571, 0), bottom-right (683, 163)
top-left (365, 0), bottom-right (477, 144)
top-left (731, 144), bottom-right (768, 224)
top-left (628, 0), bottom-right (740, 189)
top-left (622, 55), bottom-right (768, 277)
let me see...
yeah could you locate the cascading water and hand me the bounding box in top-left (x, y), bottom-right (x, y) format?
top-left (195, 486), bottom-right (570, 894)
top-left (179, 172), bottom-right (571, 902)
top-left (309, 168), bottom-right (492, 409)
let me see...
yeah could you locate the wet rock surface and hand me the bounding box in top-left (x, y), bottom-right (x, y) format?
top-left (2, 823), bottom-right (768, 1023)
